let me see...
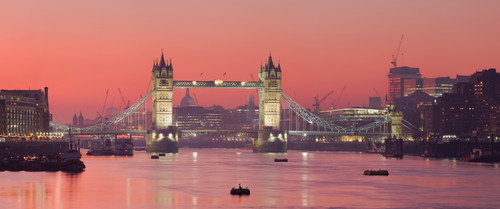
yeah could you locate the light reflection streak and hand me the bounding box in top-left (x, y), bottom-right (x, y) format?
top-left (55, 172), bottom-right (62, 209)
top-left (126, 178), bottom-right (131, 207)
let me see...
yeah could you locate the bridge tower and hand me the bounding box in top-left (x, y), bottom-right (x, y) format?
top-left (146, 52), bottom-right (179, 153)
top-left (254, 54), bottom-right (287, 152)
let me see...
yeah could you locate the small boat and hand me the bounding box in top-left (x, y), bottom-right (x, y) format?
top-left (87, 149), bottom-right (114, 156)
top-left (151, 155), bottom-right (159, 159)
top-left (274, 158), bottom-right (288, 162)
top-left (230, 184), bottom-right (250, 195)
top-left (158, 153), bottom-right (166, 156)
top-left (363, 169), bottom-right (389, 176)
top-left (381, 153), bottom-right (403, 159)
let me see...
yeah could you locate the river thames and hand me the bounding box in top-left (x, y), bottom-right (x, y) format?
top-left (1, 148), bottom-right (499, 208)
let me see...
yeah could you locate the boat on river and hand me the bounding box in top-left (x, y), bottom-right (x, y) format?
top-left (363, 169), bottom-right (389, 176)
top-left (230, 184), bottom-right (250, 195)
top-left (60, 149), bottom-right (86, 172)
top-left (274, 158), bottom-right (288, 162)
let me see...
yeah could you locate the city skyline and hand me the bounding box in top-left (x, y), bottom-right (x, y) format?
top-left (1, 1), bottom-right (500, 124)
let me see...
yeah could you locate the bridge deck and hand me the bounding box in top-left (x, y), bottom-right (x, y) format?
top-left (173, 81), bottom-right (264, 89)
top-left (52, 129), bottom-right (389, 137)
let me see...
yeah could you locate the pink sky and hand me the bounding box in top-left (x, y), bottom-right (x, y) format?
top-left (1, 0), bottom-right (500, 124)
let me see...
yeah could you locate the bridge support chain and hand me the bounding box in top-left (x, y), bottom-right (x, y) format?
top-left (146, 126), bottom-right (179, 153)
top-left (253, 127), bottom-right (287, 153)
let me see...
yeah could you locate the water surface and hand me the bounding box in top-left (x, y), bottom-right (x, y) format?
top-left (1, 149), bottom-right (499, 208)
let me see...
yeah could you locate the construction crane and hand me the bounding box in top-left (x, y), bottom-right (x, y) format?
top-left (373, 88), bottom-right (381, 98)
top-left (391, 34), bottom-right (404, 68)
top-left (334, 85), bottom-right (347, 109)
top-left (118, 88), bottom-right (129, 110)
top-left (96, 89), bottom-right (109, 122)
top-left (372, 88), bottom-right (383, 108)
top-left (193, 92), bottom-right (200, 106)
top-left (312, 90), bottom-right (334, 113)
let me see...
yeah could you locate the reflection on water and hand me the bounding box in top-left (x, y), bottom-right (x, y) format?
top-left (1, 149), bottom-right (500, 208)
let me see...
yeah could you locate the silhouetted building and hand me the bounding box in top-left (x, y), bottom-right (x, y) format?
top-left (368, 97), bottom-right (382, 109)
top-left (0, 87), bottom-right (51, 136)
top-left (78, 112), bottom-right (84, 127)
top-left (394, 91), bottom-right (434, 135)
top-left (420, 103), bottom-right (441, 140)
top-left (72, 113), bottom-right (78, 128)
top-left (229, 95), bottom-right (259, 129)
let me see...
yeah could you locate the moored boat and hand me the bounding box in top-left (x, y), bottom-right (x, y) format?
top-left (274, 158), bottom-right (288, 162)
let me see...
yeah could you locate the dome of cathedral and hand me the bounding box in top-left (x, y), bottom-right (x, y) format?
top-left (180, 89), bottom-right (196, 107)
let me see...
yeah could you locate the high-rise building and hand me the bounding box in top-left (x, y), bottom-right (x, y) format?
top-left (422, 76), bottom-right (471, 98)
top-left (388, 66), bottom-right (421, 104)
top-left (0, 88), bottom-right (51, 136)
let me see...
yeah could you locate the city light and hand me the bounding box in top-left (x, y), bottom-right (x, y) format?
top-left (214, 79), bottom-right (223, 86)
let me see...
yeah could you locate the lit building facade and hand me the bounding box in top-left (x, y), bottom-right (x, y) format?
top-left (0, 88), bottom-right (51, 136)
top-left (439, 69), bottom-right (500, 138)
top-left (422, 76), bottom-right (470, 98)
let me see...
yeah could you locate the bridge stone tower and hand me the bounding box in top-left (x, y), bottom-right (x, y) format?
top-left (254, 54), bottom-right (287, 152)
top-left (146, 52), bottom-right (179, 153)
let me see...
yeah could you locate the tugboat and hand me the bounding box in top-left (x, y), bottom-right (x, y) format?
top-left (230, 184), bottom-right (250, 195)
top-left (363, 169), bottom-right (389, 176)
top-left (60, 149), bottom-right (85, 172)
top-left (61, 129), bottom-right (85, 172)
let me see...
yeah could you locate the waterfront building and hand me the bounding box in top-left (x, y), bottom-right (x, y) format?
top-left (0, 88), bottom-right (51, 136)
top-left (394, 91), bottom-right (434, 133)
top-left (420, 103), bottom-right (441, 140)
top-left (438, 69), bottom-right (500, 139)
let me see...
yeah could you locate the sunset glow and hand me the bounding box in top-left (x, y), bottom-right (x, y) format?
top-left (1, 0), bottom-right (499, 124)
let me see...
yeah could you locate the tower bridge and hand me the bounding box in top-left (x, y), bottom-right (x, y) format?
top-left (50, 51), bottom-right (414, 153)
top-left (148, 52), bottom-right (284, 153)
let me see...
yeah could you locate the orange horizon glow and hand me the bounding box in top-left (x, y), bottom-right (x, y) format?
top-left (1, 0), bottom-right (500, 124)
